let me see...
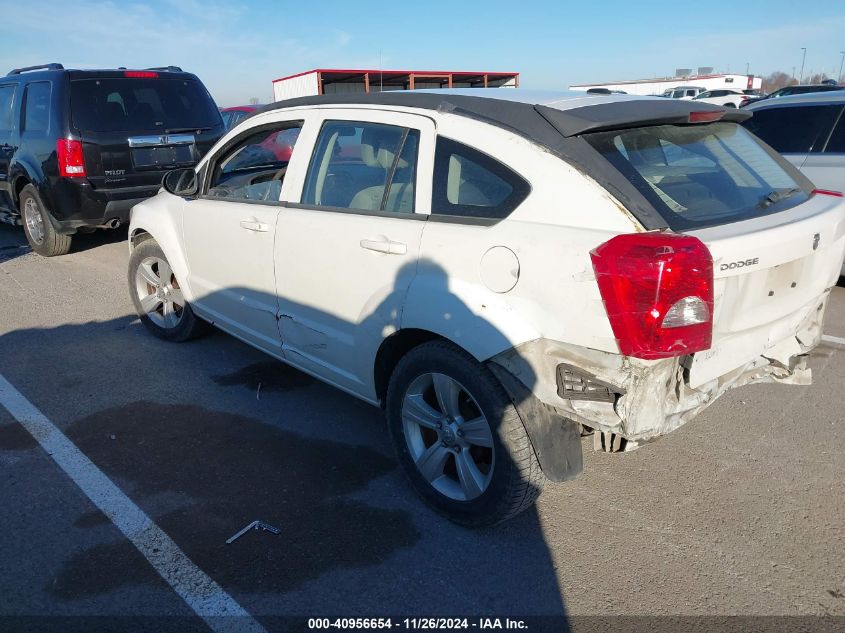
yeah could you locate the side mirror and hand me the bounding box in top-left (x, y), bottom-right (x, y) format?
top-left (162, 168), bottom-right (198, 197)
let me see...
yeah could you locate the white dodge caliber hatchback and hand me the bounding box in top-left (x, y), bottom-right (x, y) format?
top-left (128, 90), bottom-right (845, 526)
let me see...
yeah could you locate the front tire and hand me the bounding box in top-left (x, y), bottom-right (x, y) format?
top-left (128, 239), bottom-right (208, 342)
top-left (19, 185), bottom-right (72, 257)
top-left (386, 340), bottom-right (546, 527)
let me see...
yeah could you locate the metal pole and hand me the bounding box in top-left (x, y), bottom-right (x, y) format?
top-left (839, 52), bottom-right (845, 83)
top-left (746, 62), bottom-right (749, 75)
top-left (799, 47), bottom-right (806, 84)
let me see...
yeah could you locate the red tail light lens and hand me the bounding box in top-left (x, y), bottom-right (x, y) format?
top-left (124, 70), bottom-right (158, 78)
top-left (590, 232), bottom-right (714, 360)
top-left (57, 139), bottom-right (86, 178)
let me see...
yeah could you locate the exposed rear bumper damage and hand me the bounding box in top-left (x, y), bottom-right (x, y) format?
top-left (490, 290), bottom-right (828, 452)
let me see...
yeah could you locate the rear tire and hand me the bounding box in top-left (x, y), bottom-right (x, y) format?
top-left (128, 239), bottom-right (208, 342)
top-left (19, 185), bottom-right (72, 257)
top-left (386, 340), bottom-right (546, 527)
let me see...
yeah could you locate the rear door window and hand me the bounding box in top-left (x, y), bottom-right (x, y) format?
top-left (70, 77), bottom-right (221, 132)
top-left (743, 105), bottom-right (841, 153)
top-left (585, 121), bottom-right (806, 230)
top-left (0, 85), bottom-right (15, 131)
top-left (23, 82), bottom-right (51, 132)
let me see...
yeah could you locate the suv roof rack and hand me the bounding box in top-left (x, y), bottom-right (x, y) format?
top-left (7, 63), bottom-right (64, 76)
top-left (146, 66), bottom-right (183, 72)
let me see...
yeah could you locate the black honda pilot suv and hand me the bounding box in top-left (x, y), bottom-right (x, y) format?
top-left (0, 63), bottom-right (224, 256)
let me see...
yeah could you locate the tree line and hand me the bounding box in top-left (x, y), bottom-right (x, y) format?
top-left (761, 70), bottom-right (842, 93)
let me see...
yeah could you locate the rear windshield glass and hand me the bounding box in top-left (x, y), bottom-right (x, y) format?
top-left (584, 122), bottom-right (806, 230)
top-left (70, 78), bottom-right (221, 132)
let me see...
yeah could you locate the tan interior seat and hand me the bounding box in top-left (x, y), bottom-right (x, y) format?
top-left (349, 128), bottom-right (414, 212)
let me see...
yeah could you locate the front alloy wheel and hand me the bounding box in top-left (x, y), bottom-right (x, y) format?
top-left (134, 256), bottom-right (185, 329)
top-left (128, 238), bottom-right (207, 342)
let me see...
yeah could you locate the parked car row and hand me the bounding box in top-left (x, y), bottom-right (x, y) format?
top-left (657, 82), bottom-right (842, 109)
top-left (0, 64), bottom-right (224, 255)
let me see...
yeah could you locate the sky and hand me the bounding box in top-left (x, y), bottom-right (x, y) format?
top-left (1, 0), bottom-right (844, 107)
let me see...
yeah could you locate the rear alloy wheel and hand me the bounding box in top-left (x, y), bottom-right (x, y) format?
top-left (387, 340), bottom-right (546, 526)
top-left (19, 184), bottom-right (72, 257)
top-left (128, 239), bottom-right (207, 342)
top-left (401, 372), bottom-right (496, 502)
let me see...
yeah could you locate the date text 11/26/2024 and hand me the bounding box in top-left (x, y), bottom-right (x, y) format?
top-left (307, 618), bottom-right (529, 630)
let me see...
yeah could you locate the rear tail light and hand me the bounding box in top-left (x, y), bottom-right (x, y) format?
top-left (811, 188), bottom-right (843, 197)
top-left (124, 70), bottom-right (158, 78)
top-left (590, 232), bottom-right (714, 360)
top-left (56, 139), bottom-right (86, 178)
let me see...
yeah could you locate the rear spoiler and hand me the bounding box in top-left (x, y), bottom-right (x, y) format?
top-left (536, 100), bottom-right (752, 137)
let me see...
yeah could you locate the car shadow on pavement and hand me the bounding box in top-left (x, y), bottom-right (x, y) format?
top-left (0, 260), bottom-right (571, 629)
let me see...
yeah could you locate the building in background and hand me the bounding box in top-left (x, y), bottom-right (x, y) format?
top-left (570, 68), bottom-right (762, 96)
top-left (272, 68), bottom-right (519, 102)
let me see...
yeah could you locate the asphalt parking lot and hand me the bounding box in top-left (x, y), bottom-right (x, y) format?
top-left (1, 222), bottom-right (844, 631)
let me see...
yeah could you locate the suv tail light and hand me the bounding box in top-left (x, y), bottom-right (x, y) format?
top-left (57, 139), bottom-right (86, 178)
top-left (590, 232), bottom-right (714, 360)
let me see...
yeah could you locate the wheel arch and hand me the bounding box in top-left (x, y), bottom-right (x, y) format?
top-left (374, 328), bottom-right (448, 404)
top-left (10, 158), bottom-right (50, 210)
top-left (128, 208), bottom-right (193, 305)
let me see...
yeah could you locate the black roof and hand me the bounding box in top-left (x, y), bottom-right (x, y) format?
top-left (258, 91), bottom-right (750, 139)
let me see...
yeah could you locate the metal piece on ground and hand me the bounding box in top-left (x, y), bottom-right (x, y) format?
top-left (226, 520), bottom-right (281, 544)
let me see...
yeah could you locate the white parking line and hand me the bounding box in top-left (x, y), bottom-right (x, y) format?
top-left (0, 374), bottom-right (264, 633)
top-left (821, 334), bottom-right (845, 349)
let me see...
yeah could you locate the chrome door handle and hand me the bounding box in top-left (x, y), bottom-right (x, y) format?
top-left (240, 219), bottom-right (269, 232)
top-left (360, 238), bottom-right (407, 255)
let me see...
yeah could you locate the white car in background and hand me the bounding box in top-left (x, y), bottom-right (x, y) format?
top-left (744, 90), bottom-right (845, 273)
top-left (127, 90), bottom-right (845, 525)
top-left (661, 85), bottom-right (706, 99)
top-left (693, 89), bottom-right (745, 108)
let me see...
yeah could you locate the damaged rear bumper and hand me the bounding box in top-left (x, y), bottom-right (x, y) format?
top-left (490, 291), bottom-right (829, 448)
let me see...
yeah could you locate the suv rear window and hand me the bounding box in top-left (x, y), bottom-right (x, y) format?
top-left (584, 122), bottom-right (806, 230)
top-left (742, 105), bottom-right (841, 153)
top-left (70, 78), bottom-right (220, 132)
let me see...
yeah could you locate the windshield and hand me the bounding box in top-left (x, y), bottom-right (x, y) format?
top-left (584, 122), bottom-right (807, 230)
top-left (70, 77), bottom-right (222, 132)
